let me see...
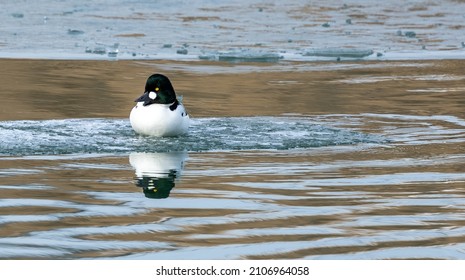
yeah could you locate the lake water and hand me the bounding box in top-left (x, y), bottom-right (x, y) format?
top-left (1, 58), bottom-right (465, 259)
top-left (2, 0), bottom-right (465, 60)
top-left (2, 0), bottom-right (465, 260)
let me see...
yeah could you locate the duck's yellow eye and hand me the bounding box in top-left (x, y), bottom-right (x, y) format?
top-left (155, 87), bottom-right (159, 92)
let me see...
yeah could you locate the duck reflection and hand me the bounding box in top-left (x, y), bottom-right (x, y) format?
top-left (129, 152), bottom-right (188, 199)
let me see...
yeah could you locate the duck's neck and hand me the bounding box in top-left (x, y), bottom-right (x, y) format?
top-left (169, 99), bottom-right (179, 111)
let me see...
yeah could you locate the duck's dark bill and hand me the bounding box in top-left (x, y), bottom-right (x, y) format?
top-left (135, 92), bottom-right (153, 106)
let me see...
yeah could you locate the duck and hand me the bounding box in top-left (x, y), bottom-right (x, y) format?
top-left (130, 74), bottom-right (190, 137)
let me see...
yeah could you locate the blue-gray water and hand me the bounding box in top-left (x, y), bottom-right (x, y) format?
top-left (2, 0), bottom-right (465, 259)
top-left (2, 0), bottom-right (465, 60)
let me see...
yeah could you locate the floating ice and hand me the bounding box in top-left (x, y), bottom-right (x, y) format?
top-left (1, 0), bottom-right (465, 61)
top-left (177, 49), bottom-right (188, 55)
top-left (0, 117), bottom-right (380, 156)
top-left (397, 30), bottom-right (417, 38)
top-left (200, 51), bottom-right (282, 63)
top-left (67, 29), bottom-right (84, 35)
top-left (303, 48), bottom-right (374, 58)
top-left (11, 13), bottom-right (24, 18)
top-left (88, 46), bottom-right (106, 55)
top-left (404, 31), bottom-right (417, 38)
top-left (84, 43), bottom-right (119, 57)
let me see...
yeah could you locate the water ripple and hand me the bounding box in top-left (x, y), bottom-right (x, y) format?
top-left (1, 113), bottom-right (465, 259)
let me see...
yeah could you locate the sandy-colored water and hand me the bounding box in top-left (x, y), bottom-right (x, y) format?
top-left (2, 59), bottom-right (465, 120)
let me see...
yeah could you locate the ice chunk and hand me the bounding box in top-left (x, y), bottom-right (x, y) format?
top-left (85, 43), bottom-right (120, 56)
top-left (11, 13), bottom-right (24, 18)
top-left (177, 49), bottom-right (188, 55)
top-left (404, 31), bottom-right (416, 38)
top-left (108, 51), bottom-right (118, 57)
top-left (67, 29), bottom-right (84, 35)
top-left (198, 54), bottom-right (217, 60)
top-left (108, 43), bottom-right (119, 57)
top-left (303, 48), bottom-right (374, 58)
top-left (396, 30), bottom-right (416, 38)
top-left (92, 46), bottom-right (106, 55)
top-left (200, 51), bottom-right (282, 62)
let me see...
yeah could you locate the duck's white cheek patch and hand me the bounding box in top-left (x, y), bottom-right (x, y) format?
top-left (149, 91), bottom-right (157, 100)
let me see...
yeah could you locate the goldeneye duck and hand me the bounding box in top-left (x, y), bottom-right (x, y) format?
top-left (130, 74), bottom-right (190, 137)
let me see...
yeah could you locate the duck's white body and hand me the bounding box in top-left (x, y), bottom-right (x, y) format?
top-left (129, 151), bottom-right (188, 178)
top-left (130, 101), bottom-right (190, 137)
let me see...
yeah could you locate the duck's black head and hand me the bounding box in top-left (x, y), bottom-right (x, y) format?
top-left (135, 74), bottom-right (177, 106)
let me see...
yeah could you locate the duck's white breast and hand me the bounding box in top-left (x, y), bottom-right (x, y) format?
top-left (130, 102), bottom-right (190, 137)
